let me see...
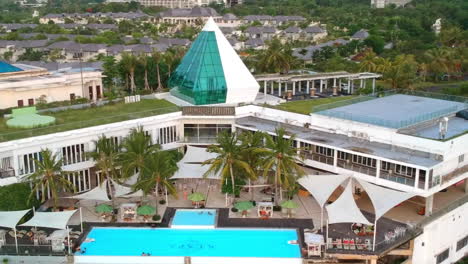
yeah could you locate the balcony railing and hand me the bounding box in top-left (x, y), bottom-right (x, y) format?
top-left (184, 136), bottom-right (218, 144)
top-left (303, 152), bottom-right (334, 166)
top-left (337, 160), bottom-right (377, 177)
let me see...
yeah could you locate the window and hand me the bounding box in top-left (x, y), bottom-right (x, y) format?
top-left (70, 93), bottom-right (76, 101)
top-left (337, 151), bottom-right (350, 161)
top-left (62, 143), bottom-right (87, 166)
top-left (457, 235), bottom-right (468, 251)
top-left (88, 86), bottom-right (93, 100)
top-left (352, 155), bottom-right (376, 168)
top-left (157, 125), bottom-right (178, 145)
top-left (459, 154), bottom-right (465, 164)
top-left (17, 100), bottom-right (24, 107)
top-left (436, 248), bottom-right (449, 264)
top-left (18, 151), bottom-right (42, 175)
top-left (96, 85), bottom-right (102, 99)
top-left (28, 98), bottom-right (34, 106)
top-left (315, 146), bottom-right (333, 157)
top-left (395, 165), bottom-right (416, 177)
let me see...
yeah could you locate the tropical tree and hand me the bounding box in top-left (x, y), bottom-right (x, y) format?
top-left (152, 51), bottom-right (164, 92)
top-left (119, 127), bottom-right (160, 179)
top-left (138, 54), bottom-right (150, 90)
top-left (120, 52), bottom-right (138, 92)
top-left (133, 151), bottom-right (178, 203)
top-left (257, 128), bottom-right (305, 205)
top-left (203, 131), bottom-right (255, 200)
top-left (87, 135), bottom-right (121, 204)
top-left (27, 149), bottom-right (75, 210)
top-left (256, 38), bottom-right (299, 74)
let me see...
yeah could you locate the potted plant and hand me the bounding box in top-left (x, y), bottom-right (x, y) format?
top-left (159, 199), bottom-right (166, 205)
top-left (152, 214), bottom-right (161, 221)
top-left (231, 207), bottom-right (238, 213)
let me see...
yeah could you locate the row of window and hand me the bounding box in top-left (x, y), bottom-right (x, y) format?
top-left (64, 169), bottom-right (92, 193)
top-left (156, 125), bottom-right (178, 145)
top-left (435, 233), bottom-right (468, 264)
top-left (62, 144), bottom-right (87, 166)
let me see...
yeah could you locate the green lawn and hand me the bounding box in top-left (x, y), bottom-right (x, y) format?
top-left (0, 99), bottom-right (179, 142)
top-left (272, 96), bottom-right (356, 115)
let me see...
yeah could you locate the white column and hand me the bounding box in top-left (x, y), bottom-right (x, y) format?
top-left (360, 79), bottom-right (364, 88)
top-left (425, 195), bottom-right (434, 216)
top-left (333, 78), bottom-right (337, 87)
top-left (306, 80), bottom-right (310, 93)
top-left (333, 149), bottom-right (338, 167)
top-left (464, 179), bottom-right (468, 193)
top-left (372, 78), bottom-right (376, 94)
top-left (292, 82), bottom-right (296, 95)
top-left (263, 81), bottom-right (267, 96)
top-left (347, 79), bottom-right (351, 93)
top-left (298, 81), bottom-right (302, 92)
top-left (320, 79), bottom-right (323, 93)
top-left (271, 81), bottom-right (274, 94)
top-left (414, 169), bottom-right (420, 189)
top-left (278, 81), bottom-right (282, 96)
top-left (376, 160), bottom-right (381, 178)
top-left (92, 81), bottom-right (97, 102)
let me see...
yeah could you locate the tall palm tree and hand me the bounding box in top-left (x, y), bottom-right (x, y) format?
top-left (151, 51), bottom-right (164, 92)
top-left (133, 151), bottom-right (178, 204)
top-left (203, 131), bottom-right (255, 199)
top-left (87, 135), bottom-right (121, 205)
top-left (256, 38), bottom-right (298, 74)
top-left (239, 131), bottom-right (266, 200)
top-left (27, 149), bottom-right (75, 210)
top-left (119, 127), bottom-right (160, 179)
top-left (121, 52), bottom-right (138, 93)
top-left (138, 54), bottom-right (150, 91)
top-left (257, 128), bottom-right (305, 205)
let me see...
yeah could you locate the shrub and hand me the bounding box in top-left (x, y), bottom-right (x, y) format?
top-left (152, 214), bottom-right (161, 221)
top-left (158, 199), bottom-right (166, 205)
top-left (231, 207), bottom-right (238, 213)
top-left (0, 183), bottom-right (39, 211)
top-left (273, 205), bottom-right (282, 212)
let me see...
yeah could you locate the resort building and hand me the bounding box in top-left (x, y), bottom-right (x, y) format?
top-left (156, 7), bottom-right (222, 25)
top-left (169, 18), bottom-right (259, 105)
top-left (0, 62), bottom-right (103, 109)
top-left (0, 18), bottom-right (467, 264)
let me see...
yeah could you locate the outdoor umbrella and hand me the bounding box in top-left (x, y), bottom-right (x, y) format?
top-left (281, 200), bottom-right (299, 218)
top-left (234, 201), bottom-right (254, 211)
top-left (137, 205), bottom-right (156, 216)
top-left (188, 192), bottom-right (206, 208)
top-left (95, 204), bottom-right (113, 214)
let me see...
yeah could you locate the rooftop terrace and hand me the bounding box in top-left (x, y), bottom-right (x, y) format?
top-left (0, 99), bottom-right (179, 142)
top-left (315, 94), bottom-right (468, 129)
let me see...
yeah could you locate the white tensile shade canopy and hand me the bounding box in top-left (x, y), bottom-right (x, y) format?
top-left (325, 180), bottom-right (372, 225)
top-left (67, 180), bottom-right (110, 201)
top-left (298, 174), bottom-right (349, 230)
top-left (172, 146), bottom-right (220, 179)
top-left (203, 17), bottom-right (260, 104)
top-left (19, 210), bottom-right (78, 230)
top-left (0, 209), bottom-right (31, 253)
top-left (180, 146), bottom-right (218, 163)
top-left (111, 179), bottom-right (133, 197)
top-left (357, 179), bottom-right (415, 251)
top-left (119, 190), bottom-right (144, 198)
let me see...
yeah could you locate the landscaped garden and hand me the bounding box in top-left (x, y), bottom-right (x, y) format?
top-left (272, 96), bottom-right (356, 115)
top-left (0, 99), bottom-right (179, 142)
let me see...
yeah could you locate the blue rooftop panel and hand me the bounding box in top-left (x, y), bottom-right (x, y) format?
top-left (0, 61), bottom-right (23, 73)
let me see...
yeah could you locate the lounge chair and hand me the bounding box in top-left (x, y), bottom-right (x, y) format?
top-left (336, 239), bottom-right (343, 249)
top-left (343, 239), bottom-right (349, 250)
top-left (349, 239), bottom-right (356, 250)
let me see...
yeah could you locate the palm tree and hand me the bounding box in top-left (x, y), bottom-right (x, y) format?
top-left (239, 131), bottom-right (266, 200)
top-left (138, 54), bottom-right (150, 91)
top-left (133, 151), bottom-right (178, 204)
top-left (27, 149), bottom-right (75, 210)
top-left (257, 128), bottom-right (305, 205)
top-left (87, 135), bottom-right (120, 205)
top-left (152, 51), bottom-right (164, 92)
top-left (203, 131), bottom-right (255, 200)
top-left (119, 127), bottom-right (160, 179)
top-left (120, 52), bottom-right (138, 93)
top-left (424, 48), bottom-right (450, 81)
top-left (256, 38), bottom-right (298, 74)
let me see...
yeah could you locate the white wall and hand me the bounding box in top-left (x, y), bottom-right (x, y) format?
top-left (412, 200), bottom-right (468, 264)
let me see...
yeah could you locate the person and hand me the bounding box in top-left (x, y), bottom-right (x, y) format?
top-left (81, 247), bottom-right (87, 254)
top-left (141, 252), bottom-right (147, 256)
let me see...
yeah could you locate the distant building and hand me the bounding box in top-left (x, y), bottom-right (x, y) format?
top-left (0, 62), bottom-right (103, 109)
top-left (157, 7), bottom-right (222, 25)
top-left (371, 0), bottom-right (411, 8)
top-left (351, 29), bottom-right (369, 40)
top-left (111, 0), bottom-right (227, 8)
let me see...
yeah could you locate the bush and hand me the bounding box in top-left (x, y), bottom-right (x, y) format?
top-left (231, 207), bottom-right (238, 213)
top-left (0, 183), bottom-right (39, 211)
top-left (152, 214), bottom-right (161, 221)
top-left (273, 205), bottom-right (282, 212)
top-left (158, 199), bottom-right (166, 205)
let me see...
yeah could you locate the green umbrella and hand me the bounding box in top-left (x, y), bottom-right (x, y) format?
top-left (137, 205), bottom-right (156, 216)
top-left (281, 200), bottom-right (299, 209)
top-left (188, 192), bottom-right (206, 202)
top-left (234, 201), bottom-right (254, 211)
top-left (95, 204), bottom-right (113, 214)
top-left (281, 200), bottom-right (299, 218)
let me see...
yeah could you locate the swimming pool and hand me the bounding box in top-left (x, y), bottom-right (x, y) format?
top-left (171, 209), bottom-right (217, 229)
top-left (75, 227), bottom-right (301, 264)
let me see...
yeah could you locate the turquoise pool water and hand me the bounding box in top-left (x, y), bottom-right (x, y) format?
top-left (78, 227), bottom-right (300, 258)
top-left (171, 209), bottom-right (216, 227)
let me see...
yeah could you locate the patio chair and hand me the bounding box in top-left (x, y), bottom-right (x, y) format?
top-left (349, 239), bottom-right (356, 250)
top-left (336, 239), bottom-right (343, 249)
top-left (343, 239), bottom-right (349, 250)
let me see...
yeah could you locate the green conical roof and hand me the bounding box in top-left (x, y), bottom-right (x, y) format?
top-left (169, 28), bottom-right (227, 105)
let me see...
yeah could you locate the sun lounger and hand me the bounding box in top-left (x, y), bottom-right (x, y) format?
top-left (336, 239), bottom-right (342, 249)
top-left (349, 239), bottom-right (356, 250)
top-left (343, 239), bottom-right (350, 250)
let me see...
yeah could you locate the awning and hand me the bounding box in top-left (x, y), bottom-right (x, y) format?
top-left (124, 173), bottom-right (139, 185)
top-left (172, 162), bottom-right (220, 179)
top-left (20, 210), bottom-right (78, 230)
top-left (180, 146), bottom-right (218, 163)
top-left (298, 175), bottom-right (349, 207)
top-left (67, 180), bottom-right (110, 201)
top-left (325, 180), bottom-right (372, 225)
top-left (111, 179), bottom-right (133, 197)
top-left (357, 179), bottom-right (415, 220)
top-left (0, 209), bottom-right (31, 229)
top-left (46, 230), bottom-right (68, 241)
top-left (120, 190), bottom-right (144, 198)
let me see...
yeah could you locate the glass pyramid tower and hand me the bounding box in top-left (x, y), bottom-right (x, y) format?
top-left (169, 29), bottom-right (227, 105)
top-left (169, 18), bottom-right (259, 105)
